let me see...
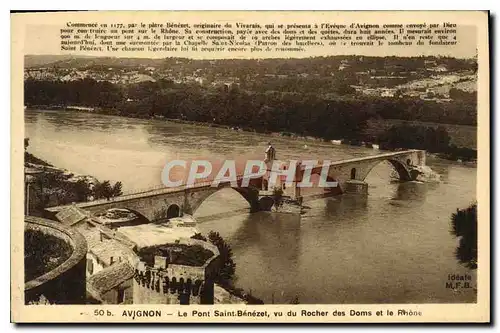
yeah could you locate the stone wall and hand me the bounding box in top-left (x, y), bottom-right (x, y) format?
top-left (132, 277), bottom-right (204, 305)
top-left (132, 238), bottom-right (220, 305)
top-left (100, 279), bottom-right (133, 304)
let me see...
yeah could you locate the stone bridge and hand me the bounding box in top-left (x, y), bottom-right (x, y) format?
top-left (292, 149), bottom-right (426, 198)
top-left (46, 150), bottom-right (426, 222)
top-left (46, 176), bottom-right (264, 222)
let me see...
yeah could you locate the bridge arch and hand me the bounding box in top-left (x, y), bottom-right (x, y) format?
top-left (258, 196), bottom-right (275, 211)
top-left (166, 204), bottom-right (180, 219)
top-left (363, 158), bottom-right (412, 182)
top-left (93, 207), bottom-right (149, 226)
top-left (189, 185), bottom-right (260, 215)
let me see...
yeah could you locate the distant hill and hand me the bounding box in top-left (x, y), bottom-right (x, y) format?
top-left (24, 55), bottom-right (92, 68)
top-left (24, 55), bottom-right (167, 69)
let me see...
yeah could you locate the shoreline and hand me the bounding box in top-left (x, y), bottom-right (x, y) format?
top-left (25, 152), bottom-right (99, 185)
top-left (26, 106), bottom-right (477, 164)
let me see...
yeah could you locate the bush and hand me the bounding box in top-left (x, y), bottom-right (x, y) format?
top-left (450, 203), bottom-right (477, 269)
top-left (378, 124), bottom-right (451, 153)
top-left (272, 187), bottom-right (284, 208)
top-left (208, 231), bottom-right (236, 284)
top-left (25, 230), bottom-right (72, 281)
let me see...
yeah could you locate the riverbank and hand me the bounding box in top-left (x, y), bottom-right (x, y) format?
top-left (26, 106), bottom-right (477, 164)
top-left (24, 149), bottom-right (125, 216)
top-left (25, 152), bottom-right (98, 185)
top-left (159, 117), bottom-right (477, 164)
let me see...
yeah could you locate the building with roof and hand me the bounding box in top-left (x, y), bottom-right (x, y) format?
top-left (87, 261), bottom-right (135, 304)
top-left (116, 221), bottom-right (198, 250)
top-left (55, 204), bottom-right (89, 227)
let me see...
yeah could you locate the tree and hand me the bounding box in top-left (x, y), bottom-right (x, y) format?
top-left (272, 186), bottom-right (284, 209)
top-left (92, 180), bottom-right (113, 200)
top-left (332, 81), bottom-right (356, 96)
top-left (111, 181), bottom-right (123, 197)
top-left (92, 180), bottom-right (122, 200)
top-left (450, 203), bottom-right (477, 269)
top-left (207, 231), bottom-right (236, 284)
top-left (191, 231), bottom-right (236, 284)
top-left (73, 179), bottom-right (92, 202)
top-left (191, 233), bottom-right (207, 242)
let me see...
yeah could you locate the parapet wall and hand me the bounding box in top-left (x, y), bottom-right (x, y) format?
top-left (133, 237), bottom-right (220, 304)
top-left (133, 269), bottom-right (206, 304)
top-left (24, 216), bottom-right (88, 304)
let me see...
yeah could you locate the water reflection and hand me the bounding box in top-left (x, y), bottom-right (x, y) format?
top-left (391, 182), bottom-right (427, 202)
top-left (231, 212), bottom-right (301, 261)
top-left (323, 195), bottom-right (368, 224)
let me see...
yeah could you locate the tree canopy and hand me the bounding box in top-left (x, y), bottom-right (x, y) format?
top-left (450, 203), bottom-right (477, 270)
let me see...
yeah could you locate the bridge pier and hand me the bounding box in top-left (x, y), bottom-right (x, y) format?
top-left (343, 180), bottom-right (368, 195)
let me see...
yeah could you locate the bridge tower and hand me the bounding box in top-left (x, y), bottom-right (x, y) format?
top-left (263, 142), bottom-right (276, 191)
top-left (291, 161), bottom-right (303, 203)
top-left (262, 143), bottom-right (302, 202)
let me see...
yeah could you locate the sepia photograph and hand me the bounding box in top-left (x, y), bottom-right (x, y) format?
top-left (11, 10), bottom-right (489, 323)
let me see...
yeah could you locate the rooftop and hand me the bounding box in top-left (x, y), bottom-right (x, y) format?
top-left (116, 222), bottom-right (198, 250)
top-left (138, 243), bottom-right (214, 267)
top-left (90, 238), bottom-right (137, 266)
top-left (55, 205), bottom-right (89, 226)
top-left (87, 261), bottom-right (135, 297)
top-left (74, 220), bottom-right (137, 266)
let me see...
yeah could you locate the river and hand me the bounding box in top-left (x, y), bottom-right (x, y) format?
top-left (25, 109), bottom-right (477, 304)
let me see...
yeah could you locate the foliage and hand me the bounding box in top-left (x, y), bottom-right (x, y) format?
top-left (138, 244), bottom-right (214, 267)
top-left (24, 229), bottom-right (72, 282)
top-left (289, 295), bottom-right (300, 304)
top-left (24, 147), bottom-right (125, 215)
top-left (450, 203), bottom-right (477, 269)
top-left (449, 88), bottom-right (477, 103)
top-left (26, 167), bottom-right (124, 215)
top-left (377, 124), bottom-right (476, 161)
top-left (24, 78), bottom-right (123, 108)
top-left (25, 75), bottom-right (476, 146)
top-left (92, 180), bottom-right (123, 200)
top-left (190, 232), bottom-right (263, 303)
top-left (272, 187), bottom-right (284, 208)
top-left (378, 124), bottom-right (451, 153)
top-left (440, 144), bottom-right (477, 162)
top-left (191, 233), bottom-right (207, 242)
top-left (207, 231), bottom-right (236, 284)
top-left (190, 231), bottom-right (236, 283)
top-left (25, 151), bottom-right (52, 167)
top-left (72, 179), bottom-right (92, 202)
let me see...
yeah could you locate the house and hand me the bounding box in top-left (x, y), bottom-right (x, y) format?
top-left (55, 205), bottom-right (90, 227)
top-left (87, 261), bottom-right (135, 304)
top-left (53, 206), bottom-right (138, 304)
top-left (381, 89), bottom-right (397, 97)
top-left (428, 65), bottom-right (448, 72)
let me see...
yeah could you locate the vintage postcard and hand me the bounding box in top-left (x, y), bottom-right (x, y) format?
top-left (11, 10), bottom-right (489, 323)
